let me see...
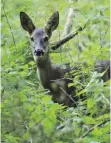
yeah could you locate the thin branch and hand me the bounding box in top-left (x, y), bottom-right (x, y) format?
top-left (50, 7), bottom-right (109, 51)
top-left (50, 77), bottom-right (73, 82)
top-left (50, 20), bottom-right (89, 50)
top-left (59, 87), bottom-right (77, 106)
top-left (2, 0), bottom-right (16, 47)
top-left (79, 119), bottom-right (110, 139)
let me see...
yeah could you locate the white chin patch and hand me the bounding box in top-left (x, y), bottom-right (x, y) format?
top-left (33, 55), bottom-right (38, 62)
top-left (33, 55), bottom-right (44, 62)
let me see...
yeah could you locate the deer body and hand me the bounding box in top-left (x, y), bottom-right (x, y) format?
top-left (37, 57), bottom-right (73, 106)
top-left (94, 60), bottom-right (110, 82)
top-left (20, 11), bottom-right (110, 107)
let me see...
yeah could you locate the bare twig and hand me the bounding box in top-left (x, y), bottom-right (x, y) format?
top-left (59, 87), bottom-right (77, 106)
top-left (50, 77), bottom-right (72, 82)
top-left (50, 20), bottom-right (89, 50)
top-left (79, 119), bottom-right (110, 139)
top-left (94, 7), bottom-right (109, 20)
top-left (2, 0), bottom-right (16, 47)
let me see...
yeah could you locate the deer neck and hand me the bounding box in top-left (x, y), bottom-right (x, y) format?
top-left (37, 55), bottom-right (53, 88)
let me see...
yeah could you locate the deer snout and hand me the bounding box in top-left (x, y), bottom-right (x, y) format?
top-left (34, 49), bottom-right (44, 56)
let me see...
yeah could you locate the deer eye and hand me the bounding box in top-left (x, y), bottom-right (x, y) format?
top-left (30, 37), bottom-right (34, 41)
top-left (43, 36), bottom-right (48, 42)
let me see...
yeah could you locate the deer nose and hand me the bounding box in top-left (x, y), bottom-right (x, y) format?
top-left (34, 49), bottom-right (44, 56)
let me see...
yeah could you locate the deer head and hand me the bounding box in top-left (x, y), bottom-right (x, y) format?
top-left (20, 11), bottom-right (59, 63)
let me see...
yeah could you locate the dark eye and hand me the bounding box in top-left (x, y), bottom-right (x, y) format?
top-left (44, 36), bottom-right (48, 42)
top-left (30, 37), bottom-right (34, 41)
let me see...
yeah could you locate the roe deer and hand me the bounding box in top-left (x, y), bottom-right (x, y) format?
top-left (20, 11), bottom-right (110, 107)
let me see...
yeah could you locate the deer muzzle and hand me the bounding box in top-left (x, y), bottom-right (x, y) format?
top-left (34, 49), bottom-right (44, 56)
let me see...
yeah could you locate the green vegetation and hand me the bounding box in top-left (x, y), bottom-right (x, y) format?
top-left (1, 0), bottom-right (110, 142)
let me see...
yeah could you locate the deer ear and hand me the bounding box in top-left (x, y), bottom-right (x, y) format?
top-left (45, 11), bottom-right (59, 38)
top-left (20, 12), bottom-right (35, 34)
